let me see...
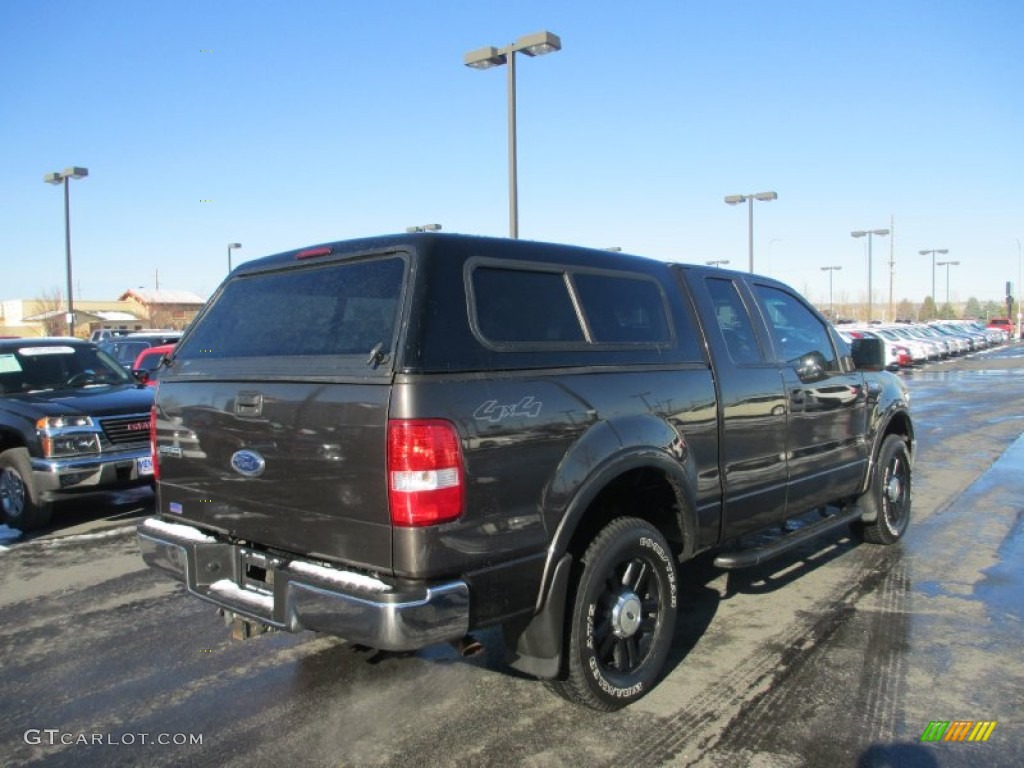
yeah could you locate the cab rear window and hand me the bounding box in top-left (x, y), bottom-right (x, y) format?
top-left (173, 257), bottom-right (405, 368)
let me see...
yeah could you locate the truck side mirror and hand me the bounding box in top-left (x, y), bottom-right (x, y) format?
top-left (851, 337), bottom-right (885, 371)
top-left (132, 368), bottom-right (151, 385)
top-left (794, 351), bottom-right (828, 383)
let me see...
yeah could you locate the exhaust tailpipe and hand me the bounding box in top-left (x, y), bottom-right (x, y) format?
top-left (451, 634), bottom-right (484, 658)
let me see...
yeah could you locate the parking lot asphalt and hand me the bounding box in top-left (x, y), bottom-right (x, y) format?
top-left (1, 343), bottom-right (1021, 767)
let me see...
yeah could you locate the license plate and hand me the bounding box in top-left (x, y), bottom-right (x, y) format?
top-left (138, 456), bottom-right (154, 476)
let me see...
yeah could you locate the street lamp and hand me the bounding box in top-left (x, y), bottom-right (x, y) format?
top-left (851, 228), bottom-right (890, 322)
top-left (406, 224), bottom-right (442, 233)
top-left (464, 30), bottom-right (562, 239)
top-left (821, 266), bottom-right (842, 319)
top-left (43, 166), bottom-right (88, 337)
top-left (705, 259), bottom-right (730, 267)
top-left (724, 191), bottom-right (777, 273)
top-left (918, 248), bottom-right (949, 308)
top-left (937, 260), bottom-right (960, 315)
top-left (227, 242), bottom-right (242, 272)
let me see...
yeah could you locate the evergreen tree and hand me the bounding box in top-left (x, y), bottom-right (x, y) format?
top-left (982, 300), bottom-right (1003, 319)
top-left (919, 296), bottom-right (937, 321)
top-left (964, 297), bottom-right (982, 319)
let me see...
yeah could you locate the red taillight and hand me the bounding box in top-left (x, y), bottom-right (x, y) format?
top-left (387, 419), bottom-right (464, 527)
top-left (150, 405), bottom-right (159, 481)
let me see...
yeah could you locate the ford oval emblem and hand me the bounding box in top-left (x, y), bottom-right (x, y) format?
top-left (230, 449), bottom-right (266, 477)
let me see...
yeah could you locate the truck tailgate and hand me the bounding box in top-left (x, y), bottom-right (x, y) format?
top-left (154, 380), bottom-right (392, 573)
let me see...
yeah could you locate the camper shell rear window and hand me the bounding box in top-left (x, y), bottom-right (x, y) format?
top-left (171, 255), bottom-right (406, 378)
top-left (467, 260), bottom-right (677, 351)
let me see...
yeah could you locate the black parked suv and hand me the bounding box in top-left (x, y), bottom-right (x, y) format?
top-left (0, 338), bottom-right (154, 530)
top-left (99, 331), bottom-right (182, 370)
top-left (139, 234), bottom-right (913, 710)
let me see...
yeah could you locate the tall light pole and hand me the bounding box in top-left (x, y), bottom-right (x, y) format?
top-left (227, 242), bottom-right (242, 272)
top-left (43, 166), bottom-right (88, 337)
top-left (821, 265), bottom-right (842, 319)
top-left (918, 248), bottom-right (948, 309)
top-left (724, 191), bottom-right (777, 273)
top-left (851, 228), bottom-right (890, 322)
top-left (887, 215), bottom-right (895, 322)
top-left (937, 260), bottom-right (960, 316)
top-left (705, 259), bottom-right (730, 267)
top-left (1017, 239), bottom-right (1022, 340)
top-left (464, 30), bottom-right (562, 239)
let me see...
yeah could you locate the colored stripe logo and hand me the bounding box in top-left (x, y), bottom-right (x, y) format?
top-left (920, 720), bottom-right (997, 743)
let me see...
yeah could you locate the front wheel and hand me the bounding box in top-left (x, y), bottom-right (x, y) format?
top-left (855, 435), bottom-right (911, 545)
top-left (550, 517), bottom-right (678, 711)
top-left (0, 447), bottom-right (53, 531)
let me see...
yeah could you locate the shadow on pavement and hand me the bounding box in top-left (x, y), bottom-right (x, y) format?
top-left (2, 486), bottom-right (155, 545)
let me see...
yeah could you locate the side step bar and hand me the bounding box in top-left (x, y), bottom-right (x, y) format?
top-left (713, 506), bottom-right (862, 570)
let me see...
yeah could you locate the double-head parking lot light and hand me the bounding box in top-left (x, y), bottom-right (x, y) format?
top-left (724, 191), bottom-right (777, 272)
top-left (43, 167), bottom-right (89, 337)
top-left (464, 31), bottom-right (562, 239)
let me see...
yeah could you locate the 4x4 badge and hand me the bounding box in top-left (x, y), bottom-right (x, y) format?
top-left (474, 396), bottom-right (542, 423)
top-left (230, 450), bottom-right (266, 477)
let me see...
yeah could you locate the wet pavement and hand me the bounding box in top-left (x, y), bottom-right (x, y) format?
top-left (0, 345), bottom-right (1021, 767)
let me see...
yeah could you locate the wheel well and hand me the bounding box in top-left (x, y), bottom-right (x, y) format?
top-left (882, 410), bottom-right (914, 454)
top-left (0, 429), bottom-right (26, 455)
top-left (565, 467), bottom-right (684, 560)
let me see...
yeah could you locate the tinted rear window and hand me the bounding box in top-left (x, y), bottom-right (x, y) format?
top-left (472, 267), bottom-right (584, 344)
top-left (173, 257), bottom-right (405, 368)
top-left (574, 272), bottom-right (671, 344)
top-left (469, 263), bottom-right (682, 353)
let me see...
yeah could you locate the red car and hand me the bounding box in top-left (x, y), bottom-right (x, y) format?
top-left (131, 343), bottom-right (176, 386)
top-left (986, 318), bottom-right (1015, 339)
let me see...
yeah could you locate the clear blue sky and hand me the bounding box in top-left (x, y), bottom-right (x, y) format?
top-left (2, 0), bottom-right (1021, 310)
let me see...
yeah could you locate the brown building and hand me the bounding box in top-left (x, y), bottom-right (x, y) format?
top-left (1, 290), bottom-right (207, 338)
top-left (117, 289), bottom-right (207, 331)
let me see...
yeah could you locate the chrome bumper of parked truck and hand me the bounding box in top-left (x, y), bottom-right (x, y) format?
top-left (137, 517), bottom-right (470, 651)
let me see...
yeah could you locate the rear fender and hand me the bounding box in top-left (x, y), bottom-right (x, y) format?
top-left (505, 415), bottom-right (698, 679)
top-left (545, 414), bottom-right (699, 573)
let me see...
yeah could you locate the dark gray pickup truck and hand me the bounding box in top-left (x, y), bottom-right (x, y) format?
top-left (138, 233), bottom-right (913, 710)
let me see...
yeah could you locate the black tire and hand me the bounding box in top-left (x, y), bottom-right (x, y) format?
top-left (0, 447), bottom-right (53, 531)
top-left (855, 435), bottom-right (911, 545)
top-left (550, 517), bottom-right (678, 711)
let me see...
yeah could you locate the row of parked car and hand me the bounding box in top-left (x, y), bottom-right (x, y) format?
top-left (836, 320), bottom-right (1012, 370)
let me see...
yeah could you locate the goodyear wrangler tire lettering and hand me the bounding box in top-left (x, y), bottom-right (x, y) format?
top-left (550, 517), bottom-right (678, 711)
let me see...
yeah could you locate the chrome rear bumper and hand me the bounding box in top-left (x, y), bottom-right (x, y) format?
top-left (137, 517), bottom-right (469, 651)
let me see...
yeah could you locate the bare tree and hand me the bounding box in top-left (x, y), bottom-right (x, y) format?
top-left (34, 287), bottom-right (67, 336)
